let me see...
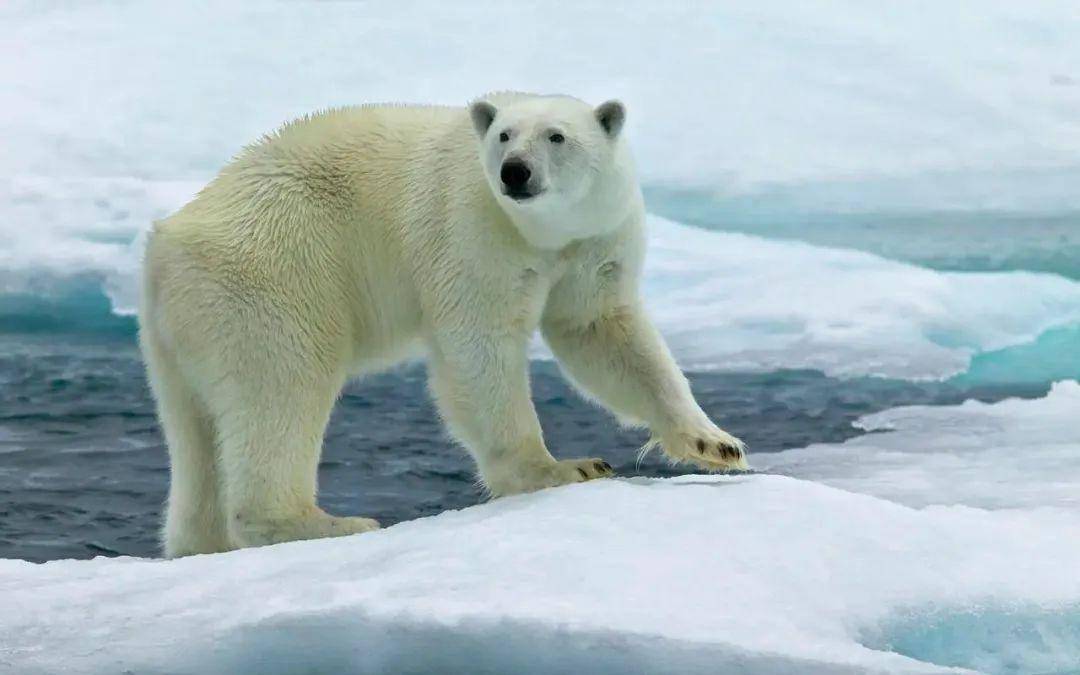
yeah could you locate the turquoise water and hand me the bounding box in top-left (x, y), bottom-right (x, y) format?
top-left (864, 605), bottom-right (1080, 675)
top-left (0, 278), bottom-right (134, 336)
top-left (954, 325), bottom-right (1080, 386)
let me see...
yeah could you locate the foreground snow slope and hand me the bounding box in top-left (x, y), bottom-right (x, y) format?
top-left (5, 386), bottom-right (1080, 674)
top-left (3, 472), bottom-right (1079, 675)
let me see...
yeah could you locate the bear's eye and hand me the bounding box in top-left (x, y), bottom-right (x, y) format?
top-left (549, 133), bottom-right (565, 144)
top-left (498, 131), bottom-right (509, 143)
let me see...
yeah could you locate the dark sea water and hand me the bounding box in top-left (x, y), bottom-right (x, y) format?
top-left (0, 332), bottom-right (1048, 563)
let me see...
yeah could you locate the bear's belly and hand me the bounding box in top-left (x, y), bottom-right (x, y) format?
top-left (346, 334), bottom-right (426, 376)
top-left (345, 267), bottom-right (424, 376)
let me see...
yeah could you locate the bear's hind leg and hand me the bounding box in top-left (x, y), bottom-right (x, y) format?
top-left (142, 331), bottom-right (231, 558)
top-left (210, 373), bottom-right (379, 549)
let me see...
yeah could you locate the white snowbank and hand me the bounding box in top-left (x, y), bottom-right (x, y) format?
top-left (2, 474), bottom-right (1078, 675)
top-left (0, 176), bottom-right (199, 306)
top-left (757, 380), bottom-right (1080, 509)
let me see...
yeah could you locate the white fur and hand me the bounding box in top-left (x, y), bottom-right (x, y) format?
top-left (139, 92), bottom-right (746, 558)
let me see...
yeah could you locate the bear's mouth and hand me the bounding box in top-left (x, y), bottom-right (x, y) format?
top-left (504, 187), bottom-right (544, 202)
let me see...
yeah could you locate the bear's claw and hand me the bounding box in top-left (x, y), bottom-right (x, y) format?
top-left (559, 457), bottom-right (615, 484)
top-left (662, 424), bottom-right (748, 472)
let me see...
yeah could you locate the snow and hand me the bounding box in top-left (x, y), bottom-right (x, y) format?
top-left (4, 385), bottom-right (1080, 675)
top-left (0, 176), bottom-right (198, 308)
top-left (757, 380), bottom-right (1080, 510)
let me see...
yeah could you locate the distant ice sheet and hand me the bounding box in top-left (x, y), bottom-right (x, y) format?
top-left (639, 217), bottom-right (1080, 379)
top-left (4, 1), bottom-right (1079, 200)
top-left (757, 380), bottom-right (1080, 509)
top-left (7, 170), bottom-right (1080, 382)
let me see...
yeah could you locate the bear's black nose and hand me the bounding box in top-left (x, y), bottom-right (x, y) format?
top-left (500, 160), bottom-right (531, 191)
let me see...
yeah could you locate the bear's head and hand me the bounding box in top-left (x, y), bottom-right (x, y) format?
top-left (469, 94), bottom-right (638, 249)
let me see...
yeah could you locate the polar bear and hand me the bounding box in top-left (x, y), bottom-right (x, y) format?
top-left (140, 92), bottom-right (746, 558)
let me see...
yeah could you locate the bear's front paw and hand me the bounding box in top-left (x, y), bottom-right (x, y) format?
top-left (488, 457), bottom-right (615, 496)
top-left (658, 422), bottom-right (747, 472)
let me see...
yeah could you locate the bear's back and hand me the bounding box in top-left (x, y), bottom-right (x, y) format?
top-left (153, 103), bottom-right (475, 248)
top-left (143, 102), bottom-right (487, 341)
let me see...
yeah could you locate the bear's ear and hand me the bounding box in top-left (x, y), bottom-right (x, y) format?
top-left (595, 100), bottom-right (625, 138)
top-left (469, 100), bottom-right (498, 137)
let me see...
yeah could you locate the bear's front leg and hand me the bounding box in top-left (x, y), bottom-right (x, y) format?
top-left (425, 328), bottom-right (614, 497)
top-left (542, 301), bottom-right (747, 473)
